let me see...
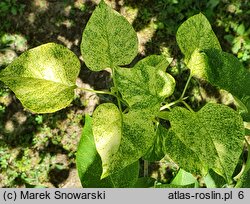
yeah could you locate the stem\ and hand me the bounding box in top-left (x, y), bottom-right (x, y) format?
top-left (77, 87), bottom-right (115, 96)
top-left (144, 160), bottom-right (149, 177)
top-left (245, 138), bottom-right (250, 170)
top-left (111, 67), bottom-right (122, 112)
top-left (160, 96), bottom-right (189, 111)
top-left (234, 163), bottom-right (246, 181)
top-left (180, 71), bottom-right (192, 99)
top-left (235, 138), bottom-right (250, 187)
top-left (182, 101), bottom-right (194, 112)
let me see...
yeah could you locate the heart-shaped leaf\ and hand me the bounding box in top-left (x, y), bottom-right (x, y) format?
top-left (176, 13), bottom-right (221, 63)
top-left (165, 103), bottom-right (244, 183)
top-left (187, 48), bottom-right (250, 121)
top-left (81, 0), bottom-right (138, 71)
top-left (0, 43), bottom-right (80, 113)
top-left (92, 103), bottom-right (155, 178)
top-left (114, 55), bottom-right (175, 113)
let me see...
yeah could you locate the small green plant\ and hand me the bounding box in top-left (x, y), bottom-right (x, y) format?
top-left (0, 0), bottom-right (249, 188)
top-left (0, 0), bottom-right (25, 16)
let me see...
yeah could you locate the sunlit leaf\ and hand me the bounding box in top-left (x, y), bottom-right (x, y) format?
top-left (176, 13), bottom-right (221, 63)
top-left (114, 55), bottom-right (175, 113)
top-left (76, 115), bottom-right (139, 187)
top-left (81, 0), bottom-right (138, 71)
top-left (0, 43), bottom-right (80, 113)
top-left (92, 103), bottom-right (155, 178)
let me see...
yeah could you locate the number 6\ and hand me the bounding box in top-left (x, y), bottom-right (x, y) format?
top-left (238, 191), bottom-right (244, 199)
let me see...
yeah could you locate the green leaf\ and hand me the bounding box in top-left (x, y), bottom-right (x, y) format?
top-left (81, 0), bottom-right (138, 71)
top-left (92, 103), bottom-right (122, 175)
top-left (76, 115), bottom-right (139, 187)
top-left (188, 48), bottom-right (250, 121)
top-left (0, 43), bottom-right (80, 113)
top-left (178, 14), bottom-right (250, 121)
top-left (204, 169), bottom-right (226, 188)
top-left (144, 124), bottom-right (168, 161)
top-left (186, 48), bottom-right (210, 80)
top-left (133, 54), bottom-right (173, 72)
top-left (165, 103), bottom-right (244, 183)
top-left (92, 103), bottom-right (155, 178)
top-left (114, 55), bottom-right (175, 113)
top-left (155, 183), bottom-right (195, 188)
top-left (196, 50), bottom-right (250, 98)
top-left (205, 50), bottom-right (250, 120)
top-left (171, 168), bottom-right (199, 188)
top-left (133, 177), bottom-right (156, 188)
top-left (176, 13), bottom-right (221, 63)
